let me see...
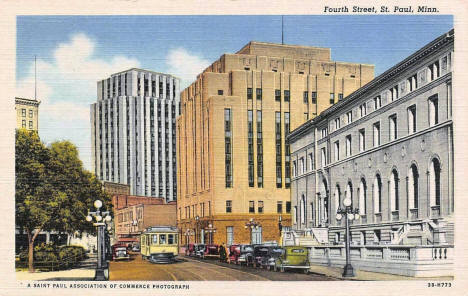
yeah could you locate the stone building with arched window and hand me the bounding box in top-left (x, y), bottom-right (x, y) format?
top-left (286, 30), bottom-right (454, 276)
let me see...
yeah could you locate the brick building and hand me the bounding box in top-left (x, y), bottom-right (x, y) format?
top-left (177, 41), bottom-right (374, 245)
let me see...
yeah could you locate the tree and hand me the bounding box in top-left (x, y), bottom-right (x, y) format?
top-left (15, 130), bottom-right (111, 272)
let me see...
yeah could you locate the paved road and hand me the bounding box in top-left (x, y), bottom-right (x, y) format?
top-left (109, 254), bottom-right (338, 281)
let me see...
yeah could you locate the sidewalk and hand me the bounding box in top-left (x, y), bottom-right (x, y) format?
top-left (16, 254), bottom-right (97, 281)
top-left (308, 264), bottom-right (454, 281)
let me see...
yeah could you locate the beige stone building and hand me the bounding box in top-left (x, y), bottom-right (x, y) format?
top-left (177, 41), bottom-right (374, 246)
top-left (15, 97), bottom-right (40, 131)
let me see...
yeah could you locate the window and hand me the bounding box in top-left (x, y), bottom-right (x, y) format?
top-left (345, 135), bottom-right (352, 157)
top-left (428, 95), bottom-right (439, 126)
top-left (360, 103), bottom-right (367, 117)
top-left (408, 164), bottom-right (419, 210)
top-left (359, 179), bottom-right (366, 215)
top-left (346, 111), bottom-right (353, 124)
top-left (247, 88), bottom-right (253, 100)
top-left (249, 201), bottom-right (255, 213)
top-left (258, 201), bottom-right (264, 213)
top-left (408, 105), bottom-right (417, 134)
top-left (293, 206), bottom-right (298, 224)
top-left (226, 200), bottom-right (232, 213)
top-left (374, 175), bottom-right (382, 213)
top-left (29, 121), bottom-right (33, 129)
top-left (359, 129), bottom-right (365, 152)
top-left (275, 89), bottom-right (281, 101)
top-left (292, 160), bottom-right (297, 177)
top-left (275, 112), bottom-right (282, 188)
top-left (408, 74), bottom-right (418, 91)
top-left (257, 110), bottom-right (263, 187)
top-left (218, 90), bottom-right (224, 95)
top-left (390, 169), bottom-right (399, 212)
top-left (159, 234), bottom-right (166, 245)
top-left (338, 93), bottom-right (343, 101)
top-left (284, 112), bottom-right (291, 188)
top-left (256, 88), bottom-right (262, 100)
top-left (330, 93), bottom-right (335, 104)
top-left (334, 186), bottom-right (341, 215)
top-left (224, 109), bottom-right (232, 188)
top-left (429, 60), bottom-right (440, 81)
top-left (373, 96), bottom-right (381, 110)
top-left (429, 158), bottom-right (441, 207)
top-left (248, 110), bottom-right (254, 187)
top-left (284, 90), bottom-right (290, 102)
top-left (334, 118), bottom-right (340, 130)
top-left (374, 230), bottom-right (381, 244)
top-left (277, 201), bottom-right (283, 213)
top-left (21, 109), bottom-right (26, 117)
top-left (300, 196), bottom-right (306, 224)
top-left (334, 141), bottom-right (340, 162)
top-left (390, 85), bottom-right (399, 101)
top-left (321, 128), bottom-right (328, 138)
top-left (311, 92), bottom-right (317, 104)
top-left (152, 234), bottom-right (158, 245)
top-left (226, 226), bottom-right (234, 246)
top-left (303, 91), bottom-right (309, 103)
top-left (168, 234), bottom-right (175, 244)
top-left (389, 114), bottom-right (397, 141)
top-left (308, 152), bottom-right (314, 170)
top-left (22, 120), bottom-right (26, 128)
top-left (29, 110), bottom-right (33, 118)
top-left (286, 201), bottom-right (291, 213)
top-left (321, 147), bottom-right (327, 167)
top-left (299, 157), bottom-right (305, 174)
top-left (373, 122), bottom-right (381, 147)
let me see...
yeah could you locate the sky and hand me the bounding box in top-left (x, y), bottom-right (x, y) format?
top-left (16, 15), bottom-right (453, 171)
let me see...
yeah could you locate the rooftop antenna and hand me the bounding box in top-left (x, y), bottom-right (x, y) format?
top-left (281, 15), bottom-right (284, 45)
top-left (34, 55), bottom-right (37, 100)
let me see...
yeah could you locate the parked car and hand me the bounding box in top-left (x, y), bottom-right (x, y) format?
top-left (273, 246), bottom-right (310, 273)
top-left (228, 244), bottom-right (241, 264)
top-left (237, 244), bottom-right (254, 266)
top-left (185, 243), bottom-right (195, 256)
top-left (257, 246), bottom-right (284, 270)
top-left (202, 244), bottom-right (220, 259)
top-left (253, 245), bottom-right (269, 268)
top-left (195, 244), bottom-right (206, 258)
top-left (112, 244), bottom-right (130, 261)
top-left (132, 244), bottom-right (140, 252)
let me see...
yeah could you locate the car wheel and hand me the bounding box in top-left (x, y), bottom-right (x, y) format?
top-left (303, 269), bottom-right (309, 274)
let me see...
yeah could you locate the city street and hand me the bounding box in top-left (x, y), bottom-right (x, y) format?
top-left (109, 253), bottom-right (338, 281)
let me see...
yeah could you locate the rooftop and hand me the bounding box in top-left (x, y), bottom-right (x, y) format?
top-left (236, 41), bottom-right (331, 61)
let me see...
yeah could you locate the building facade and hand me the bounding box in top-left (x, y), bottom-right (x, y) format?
top-left (15, 97), bottom-right (40, 131)
top-left (115, 200), bottom-right (177, 244)
top-left (177, 41), bottom-right (374, 245)
top-left (91, 68), bottom-right (180, 201)
top-left (288, 30), bottom-right (454, 247)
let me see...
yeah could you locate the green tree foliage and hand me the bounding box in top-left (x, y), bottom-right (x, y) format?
top-left (15, 129), bottom-right (112, 272)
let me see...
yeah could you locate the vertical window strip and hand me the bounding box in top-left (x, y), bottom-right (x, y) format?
top-left (224, 108), bottom-right (232, 188)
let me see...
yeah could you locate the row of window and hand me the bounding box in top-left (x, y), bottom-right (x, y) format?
top-left (226, 200), bottom-right (291, 214)
top-left (21, 120), bottom-right (34, 129)
top-left (246, 88), bottom-right (342, 105)
top-left (330, 52), bottom-right (450, 135)
top-left (294, 157), bottom-right (442, 225)
top-left (103, 73), bottom-right (176, 99)
top-left (182, 202), bottom-right (212, 219)
top-left (294, 94), bottom-right (441, 175)
top-left (20, 108), bottom-right (34, 118)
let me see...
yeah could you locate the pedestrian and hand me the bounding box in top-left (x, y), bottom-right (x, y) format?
top-left (219, 243), bottom-right (227, 262)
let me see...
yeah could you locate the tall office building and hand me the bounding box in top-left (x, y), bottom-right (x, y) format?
top-left (91, 68), bottom-right (180, 201)
top-left (177, 42), bottom-right (374, 245)
top-left (15, 97), bottom-right (40, 131)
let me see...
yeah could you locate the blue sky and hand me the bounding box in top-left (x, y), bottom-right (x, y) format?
top-left (16, 15), bottom-right (453, 170)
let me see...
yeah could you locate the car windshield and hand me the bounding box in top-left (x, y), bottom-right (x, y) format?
top-left (242, 246), bottom-right (253, 252)
top-left (272, 248), bottom-right (283, 253)
top-left (290, 248), bottom-right (305, 253)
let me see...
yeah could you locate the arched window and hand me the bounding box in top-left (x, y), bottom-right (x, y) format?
top-left (429, 158), bottom-right (441, 207)
top-left (321, 179), bottom-right (329, 224)
top-left (390, 169), bottom-right (399, 211)
top-left (373, 174), bottom-right (382, 213)
top-left (300, 195), bottom-right (306, 225)
top-left (408, 164), bottom-right (419, 209)
top-left (346, 182), bottom-right (353, 206)
top-left (334, 185), bottom-right (341, 214)
top-left (359, 179), bottom-right (366, 215)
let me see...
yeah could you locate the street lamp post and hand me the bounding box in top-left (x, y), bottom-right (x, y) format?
top-left (244, 218), bottom-right (261, 245)
top-left (195, 216), bottom-right (200, 243)
top-left (335, 196), bottom-right (360, 278)
top-left (86, 200), bottom-right (112, 281)
top-left (204, 224), bottom-right (217, 244)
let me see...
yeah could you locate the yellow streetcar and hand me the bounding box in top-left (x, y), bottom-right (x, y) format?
top-left (140, 226), bottom-right (179, 263)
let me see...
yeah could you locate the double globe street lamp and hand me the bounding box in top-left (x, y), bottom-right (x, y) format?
top-left (245, 218), bottom-right (261, 244)
top-left (335, 196), bottom-right (360, 277)
top-left (204, 224), bottom-right (217, 245)
top-left (86, 200), bottom-right (112, 281)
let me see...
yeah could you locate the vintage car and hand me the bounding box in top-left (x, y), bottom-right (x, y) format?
top-left (112, 244), bottom-right (130, 261)
top-left (185, 243), bottom-right (195, 256)
top-left (236, 244), bottom-right (254, 266)
top-left (201, 244), bottom-right (220, 259)
top-left (228, 244), bottom-right (241, 264)
top-left (273, 246), bottom-right (310, 273)
top-left (257, 246), bottom-right (284, 270)
top-left (194, 244), bottom-right (206, 258)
